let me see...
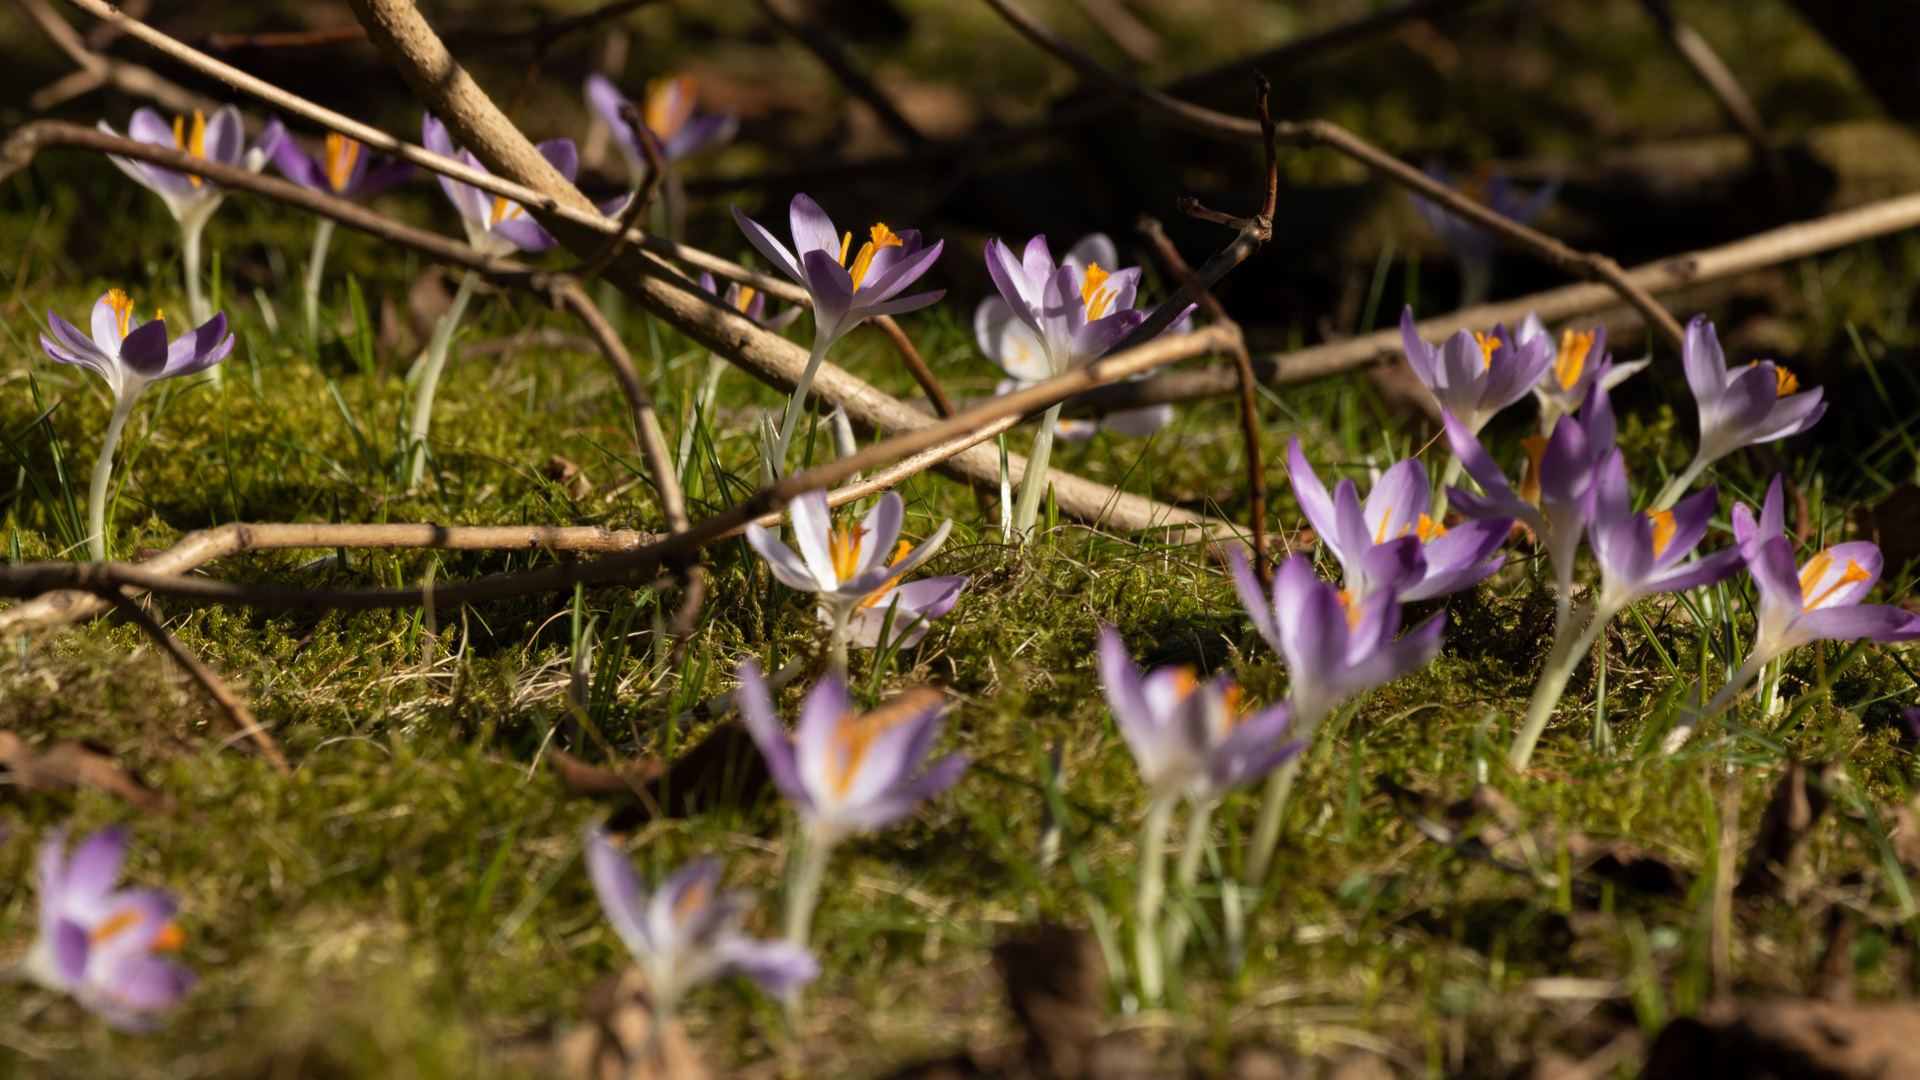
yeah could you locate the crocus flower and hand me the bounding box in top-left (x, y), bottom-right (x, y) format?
top-left (1408, 164), bottom-right (1558, 308)
top-left (1287, 437), bottom-right (1509, 603)
top-left (1512, 312), bottom-right (1647, 434)
top-left (698, 271), bottom-right (802, 332)
top-left (1664, 477), bottom-right (1920, 751)
top-left (19, 826), bottom-right (194, 1031)
top-left (738, 662), bottom-right (967, 945)
top-left (1657, 315), bottom-right (1825, 509)
top-left (100, 105), bottom-right (284, 327)
top-left (1398, 307), bottom-right (1551, 438)
top-left (423, 114), bottom-right (575, 256)
top-left (273, 132), bottom-right (415, 341)
top-left (732, 194), bottom-right (944, 476)
top-left (975, 232), bottom-right (1176, 441)
top-left (582, 828), bottom-right (817, 1013)
top-left (40, 289), bottom-right (234, 561)
top-left (585, 73), bottom-right (738, 180)
top-left (745, 490), bottom-right (959, 669)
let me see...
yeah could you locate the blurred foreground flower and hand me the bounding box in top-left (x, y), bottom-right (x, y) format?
top-left (583, 828), bottom-right (816, 1018)
top-left (273, 132), bottom-right (414, 342)
top-left (1096, 625), bottom-right (1300, 1002)
top-left (11, 826), bottom-right (194, 1031)
top-left (1408, 165), bottom-right (1558, 308)
top-left (738, 664), bottom-right (966, 953)
top-left (40, 290), bottom-right (233, 560)
top-left (1287, 436), bottom-right (1508, 603)
top-left (585, 73), bottom-right (738, 181)
top-left (101, 105), bottom-right (284, 327)
top-left (733, 194), bottom-right (944, 479)
top-left (1512, 314), bottom-right (1647, 434)
top-left (745, 490), bottom-right (961, 672)
top-left (1654, 315), bottom-right (1825, 509)
top-left (1664, 476), bottom-right (1920, 751)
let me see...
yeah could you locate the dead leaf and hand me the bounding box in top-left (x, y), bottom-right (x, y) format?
top-left (543, 456), bottom-right (594, 500)
top-left (1853, 483), bottom-right (1920, 577)
top-left (558, 967), bottom-right (709, 1080)
top-left (993, 924), bottom-right (1107, 1080)
top-left (1736, 760), bottom-right (1837, 899)
top-left (551, 721), bottom-right (769, 831)
top-left (1644, 998), bottom-right (1920, 1079)
top-left (0, 731), bottom-right (172, 812)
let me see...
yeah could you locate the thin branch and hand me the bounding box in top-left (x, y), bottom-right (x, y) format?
top-left (976, 0), bottom-right (1688, 352)
top-left (575, 104), bottom-right (666, 280)
top-left (754, 0), bottom-right (928, 147)
top-left (1638, 0), bottom-right (1788, 199)
top-left (97, 587), bottom-right (293, 777)
top-left (1060, 184), bottom-right (1920, 417)
top-left (14, 0), bottom-right (221, 117)
top-left (206, 0), bottom-right (666, 50)
top-left (872, 316), bottom-right (955, 418)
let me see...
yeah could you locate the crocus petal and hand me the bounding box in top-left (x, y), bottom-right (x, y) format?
top-left (1399, 307), bottom-right (1436, 387)
top-left (117, 319), bottom-right (172, 379)
top-left (1101, 403), bottom-right (1173, 437)
top-left (583, 828), bottom-right (652, 958)
top-left (162, 313), bottom-right (233, 379)
top-left (832, 752), bottom-right (968, 832)
top-left (1642, 546), bottom-right (1745, 598)
top-left (855, 493), bottom-right (906, 578)
top-left (1228, 549), bottom-right (1281, 655)
top-left (1286, 437), bottom-right (1341, 555)
top-left (735, 660), bottom-right (810, 811)
top-left (1682, 315), bottom-right (1726, 414)
top-left (714, 937), bottom-right (819, 999)
top-left (202, 106), bottom-right (244, 167)
top-left (858, 239), bottom-right (944, 305)
top-left (731, 206), bottom-right (803, 282)
top-left (490, 216), bottom-right (557, 252)
top-left (90, 955), bottom-right (195, 1028)
top-left (976, 297), bottom-right (1050, 381)
top-left (535, 138), bottom-right (579, 183)
top-left (271, 138), bottom-right (327, 191)
top-left (788, 194), bottom-right (841, 259)
top-left (1364, 459), bottom-right (1431, 545)
top-left (62, 826), bottom-right (129, 913)
top-left (1744, 389), bottom-right (1826, 445)
top-left (745, 525), bottom-right (821, 593)
top-left (800, 248), bottom-right (856, 335)
top-left (664, 112), bottom-right (739, 160)
top-left (848, 289), bottom-right (945, 321)
top-left (1066, 309), bottom-right (1146, 366)
top-left (1063, 233), bottom-right (1118, 278)
top-left (848, 575), bottom-right (967, 650)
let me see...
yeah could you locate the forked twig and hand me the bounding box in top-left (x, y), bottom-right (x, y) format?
top-left (96, 588), bottom-right (293, 777)
top-left (575, 105), bottom-right (667, 280)
top-left (754, 0), bottom-right (928, 147)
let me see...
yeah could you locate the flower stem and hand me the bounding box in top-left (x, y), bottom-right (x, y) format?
top-left (86, 397), bottom-right (136, 562)
top-left (1012, 404), bottom-right (1063, 540)
top-left (771, 335), bottom-right (832, 480)
top-left (1431, 453), bottom-right (1465, 521)
top-left (827, 604), bottom-right (853, 679)
top-left (783, 827), bottom-right (834, 948)
top-left (303, 217), bottom-right (336, 347)
top-left (1242, 756), bottom-right (1299, 896)
top-left (1651, 455), bottom-right (1711, 511)
top-left (1161, 799), bottom-right (1215, 972)
top-left (1664, 651), bottom-right (1769, 754)
top-left (182, 214), bottom-right (211, 327)
top-left (1508, 601), bottom-right (1607, 771)
top-left (1134, 793), bottom-right (1177, 1005)
top-left (677, 354), bottom-right (726, 486)
top-left (407, 268), bottom-right (480, 490)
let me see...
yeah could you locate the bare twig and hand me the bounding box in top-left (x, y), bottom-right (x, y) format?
top-left (1069, 0), bottom-right (1160, 62)
top-left (1061, 185), bottom-right (1920, 417)
top-left (1637, 0), bottom-right (1788, 199)
top-left (754, 0), bottom-right (928, 147)
top-left (96, 587), bottom-right (293, 777)
top-left (575, 104), bottom-right (666, 280)
top-left (976, 0), bottom-right (1688, 351)
top-left (13, 0), bottom-right (220, 116)
top-left (205, 0), bottom-right (665, 50)
top-left (873, 316), bottom-right (956, 418)
top-left (206, 25), bottom-right (371, 49)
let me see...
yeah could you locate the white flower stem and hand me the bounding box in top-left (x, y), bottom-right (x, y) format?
top-left (86, 397), bottom-right (136, 562)
top-left (407, 268), bottom-right (480, 490)
top-left (1652, 455), bottom-right (1711, 511)
top-left (1012, 404), bottom-right (1064, 540)
top-left (828, 604), bottom-right (853, 679)
top-left (677, 354), bottom-right (726, 484)
top-left (182, 213), bottom-right (211, 327)
top-left (783, 828), bottom-right (834, 948)
top-left (303, 217), bottom-right (336, 346)
top-left (1134, 793), bottom-right (1177, 1005)
top-left (1161, 799), bottom-right (1216, 972)
top-left (1509, 601), bottom-right (1610, 771)
top-left (1242, 755), bottom-right (1299, 896)
top-left (1431, 453), bottom-right (1465, 521)
top-left (771, 334), bottom-right (832, 479)
top-left (1665, 651), bottom-right (1769, 753)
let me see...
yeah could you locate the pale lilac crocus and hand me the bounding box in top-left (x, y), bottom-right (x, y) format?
top-left (1512, 312), bottom-right (1647, 434)
top-left (1663, 476), bottom-right (1920, 751)
top-left (41, 290), bottom-right (234, 561)
top-left (101, 105), bottom-right (284, 327)
top-left (1408, 165), bottom-right (1559, 308)
top-left (1288, 436), bottom-right (1508, 603)
top-left (732, 194), bottom-right (944, 478)
top-left (273, 131), bottom-right (415, 341)
top-left (585, 73), bottom-right (738, 182)
top-left (583, 828), bottom-right (817, 1017)
top-left (1232, 551), bottom-right (1445, 888)
top-left (738, 662), bottom-right (967, 947)
top-left (1399, 306), bottom-right (1551, 439)
top-left (1509, 448), bottom-right (1745, 769)
top-left (13, 826), bottom-right (194, 1031)
top-left (1654, 315), bottom-right (1826, 509)
top-left (975, 233), bottom-right (1175, 445)
top-left (1447, 380), bottom-right (1616, 632)
top-left (745, 489), bottom-right (960, 672)
top-left (1096, 624), bottom-right (1300, 1001)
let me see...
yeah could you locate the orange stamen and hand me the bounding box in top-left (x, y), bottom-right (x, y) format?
top-left (1374, 509), bottom-right (1393, 545)
top-left (829, 523), bottom-right (868, 582)
top-left (151, 921), bottom-right (186, 951)
top-left (828, 705), bottom-right (915, 798)
top-left (104, 289), bottom-right (137, 338)
top-left (172, 111), bottom-right (207, 188)
top-left (644, 74), bottom-right (697, 140)
top-left (1799, 550), bottom-right (1871, 610)
top-left (672, 874), bottom-right (715, 926)
top-left (1473, 331), bottom-right (1501, 370)
top-left (1415, 513), bottom-right (1447, 542)
top-left (1080, 263), bottom-right (1115, 320)
top-left (1647, 509), bottom-right (1677, 556)
top-left (1748, 360), bottom-right (1800, 397)
top-left (858, 540), bottom-right (918, 610)
top-left (488, 195), bottom-right (522, 227)
top-left (324, 133), bottom-right (361, 193)
top-left (840, 224), bottom-right (903, 291)
top-left (91, 910), bottom-right (142, 945)
top-left (734, 286), bottom-right (757, 314)
top-left (1518, 435), bottom-right (1548, 505)
top-left (1336, 588), bottom-right (1364, 629)
top-left (1554, 328), bottom-right (1595, 391)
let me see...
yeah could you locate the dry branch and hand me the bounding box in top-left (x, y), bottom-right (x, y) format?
top-left (976, 0), bottom-right (1687, 351)
top-left (755, 0), bottom-right (928, 147)
top-left (1637, 0), bottom-right (1787, 196)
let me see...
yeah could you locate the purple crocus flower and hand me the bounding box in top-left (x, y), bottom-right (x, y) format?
top-left (582, 829), bottom-right (817, 1011)
top-left (100, 105), bottom-right (284, 230)
top-left (976, 233), bottom-right (1177, 440)
top-left (1398, 307), bottom-right (1551, 437)
top-left (981, 233), bottom-right (1150, 379)
top-left (41, 290), bottom-right (234, 405)
top-left (585, 73), bottom-right (738, 180)
top-left (697, 271), bottom-right (803, 332)
top-left (1587, 448), bottom-right (1744, 614)
top-left (1513, 312), bottom-right (1647, 434)
top-left (1408, 165), bottom-right (1559, 307)
top-left (272, 132), bottom-right (413, 199)
top-left (423, 114), bottom-right (576, 256)
top-left (21, 826), bottom-right (194, 1031)
top-left (1095, 625), bottom-right (1301, 804)
top-left (731, 194), bottom-right (945, 351)
top-left (1659, 315), bottom-right (1825, 508)
top-left (1287, 437), bottom-right (1509, 603)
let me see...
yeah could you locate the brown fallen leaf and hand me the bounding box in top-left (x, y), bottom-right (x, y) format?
top-left (1643, 998), bottom-right (1920, 1079)
top-left (543, 455), bottom-right (594, 500)
top-left (557, 966), bottom-right (709, 1080)
top-left (551, 721), bottom-right (769, 831)
top-left (993, 923), bottom-right (1108, 1080)
top-left (1735, 759), bottom-right (1837, 899)
top-left (1852, 482), bottom-right (1920, 577)
top-left (0, 731), bottom-right (172, 812)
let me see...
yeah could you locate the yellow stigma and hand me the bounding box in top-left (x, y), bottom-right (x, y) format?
top-left (172, 111), bottom-right (207, 188)
top-left (1374, 508), bottom-right (1393, 545)
top-left (1415, 513), bottom-right (1448, 542)
top-left (672, 873), bottom-right (715, 926)
top-left (1647, 508), bottom-right (1677, 556)
top-left (152, 921), bottom-right (186, 951)
top-left (1473, 331), bottom-right (1501, 370)
top-left (1335, 588), bottom-right (1364, 629)
top-left (829, 522), bottom-right (869, 583)
top-left (828, 704), bottom-right (914, 798)
top-left (859, 540), bottom-right (917, 610)
top-left (324, 132), bottom-right (361, 193)
top-left (644, 74), bottom-right (697, 140)
top-left (734, 286), bottom-right (757, 314)
top-left (1518, 435), bottom-right (1548, 506)
top-left (1080, 263), bottom-right (1115, 320)
top-left (488, 195), bottom-right (523, 227)
top-left (104, 289), bottom-right (137, 338)
top-left (839, 224), bottom-right (903, 291)
top-left (1748, 360), bottom-right (1800, 397)
top-left (1554, 328), bottom-right (1595, 391)
top-left (1798, 550), bottom-right (1871, 611)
